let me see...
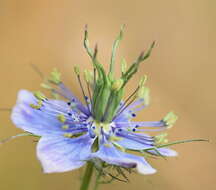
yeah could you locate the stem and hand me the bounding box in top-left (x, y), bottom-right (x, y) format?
top-left (93, 170), bottom-right (102, 190)
top-left (80, 162), bottom-right (94, 190)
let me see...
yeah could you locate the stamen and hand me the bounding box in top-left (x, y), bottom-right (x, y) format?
top-left (49, 68), bottom-right (61, 84)
top-left (74, 66), bottom-right (91, 114)
top-left (113, 86), bottom-right (139, 121)
top-left (33, 91), bottom-right (47, 101)
top-left (30, 100), bottom-right (43, 110)
top-left (57, 114), bottom-right (66, 123)
top-left (163, 112), bottom-right (178, 128)
top-left (63, 133), bottom-right (73, 138)
top-left (113, 95), bottom-right (137, 121)
top-left (61, 125), bottom-right (69, 130)
top-left (30, 64), bottom-right (45, 79)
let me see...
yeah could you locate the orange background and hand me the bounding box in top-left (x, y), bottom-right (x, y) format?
top-left (0, 0), bottom-right (215, 190)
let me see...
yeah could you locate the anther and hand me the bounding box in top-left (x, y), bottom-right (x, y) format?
top-left (57, 114), bottom-right (66, 123)
top-left (63, 133), bottom-right (73, 138)
top-left (61, 125), bottom-right (69, 130)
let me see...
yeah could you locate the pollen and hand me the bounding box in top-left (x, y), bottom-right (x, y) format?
top-left (57, 114), bottom-right (66, 123)
top-left (61, 125), bottom-right (69, 130)
top-left (63, 133), bottom-right (73, 138)
top-left (29, 100), bottom-right (43, 110)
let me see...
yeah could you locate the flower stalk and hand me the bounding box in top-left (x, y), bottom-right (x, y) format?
top-left (80, 162), bottom-right (94, 190)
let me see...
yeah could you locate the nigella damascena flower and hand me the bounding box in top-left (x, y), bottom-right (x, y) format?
top-left (11, 26), bottom-right (178, 175)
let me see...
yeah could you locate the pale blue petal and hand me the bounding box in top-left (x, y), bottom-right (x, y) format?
top-left (116, 129), bottom-right (154, 146)
top-left (57, 83), bottom-right (90, 115)
top-left (37, 134), bottom-right (93, 173)
top-left (91, 144), bottom-right (156, 175)
top-left (11, 90), bottom-right (71, 136)
top-left (148, 148), bottom-right (178, 157)
top-left (116, 138), bottom-right (153, 150)
top-left (115, 121), bottom-right (165, 128)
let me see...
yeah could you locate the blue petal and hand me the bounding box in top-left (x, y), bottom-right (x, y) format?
top-left (115, 121), bottom-right (165, 128)
top-left (11, 90), bottom-right (70, 136)
top-left (116, 130), bottom-right (154, 146)
top-left (91, 144), bottom-right (156, 175)
top-left (37, 134), bottom-right (93, 173)
top-left (114, 99), bottom-right (146, 122)
top-left (116, 138), bottom-right (153, 150)
top-left (57, 83), bottom-right (90, 115)
top-left (117, 139), bottom-right (177, 157)
top-left (148, 148), bottom-right (178, 157)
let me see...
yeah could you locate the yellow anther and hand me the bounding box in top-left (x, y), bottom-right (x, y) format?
top-left (61, 125), bottom-right (69, 130)
top-left (139, 75), bottom-right (148, 87)
top-left (109, 135), bottom-right (122, 142)
top-left (137, 86), bottom-right (150, 105)
top-left (34, 91), bottom-right (46, 101)
top-left (74, 66), bottom-right (80, 75)
top-left (113, 142), bottom-right (126, 152)
top-left (104, 143), bottom-right (112, 148)
top-left (155, 133), bottom-right (168, 144)
top-left (49, 68), bottom-right (61, 84)
top-left (40, 83), bottom-right (52, 90)
top-left (57, 114), bottom-right (66, 123)
top-left (163, 112), bottom-right (178, 128)
top-left (63, 133), bottom-right (73, 138)
top-left (29, 100), bottom-right (43, 110)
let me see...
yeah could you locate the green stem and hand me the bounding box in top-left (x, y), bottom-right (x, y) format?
top-left (93, 170), bottom-right (102, 190)
top-left (80, 162), bottom-right (94, 190)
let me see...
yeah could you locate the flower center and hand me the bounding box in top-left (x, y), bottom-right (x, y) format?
top-left (88, 119), bottom-right (116, 138)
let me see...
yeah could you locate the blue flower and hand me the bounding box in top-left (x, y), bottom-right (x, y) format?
top-left (11, 26), bottom-right (178, 175)
top-left (11, 86), bottom-right (177, 174)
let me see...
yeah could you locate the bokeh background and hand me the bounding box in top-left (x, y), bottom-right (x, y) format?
top-left (0, 0), bottom-right (215, 189)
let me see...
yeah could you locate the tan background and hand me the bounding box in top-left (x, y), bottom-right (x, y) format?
top-left (0, 0), bottom-right (215, 190)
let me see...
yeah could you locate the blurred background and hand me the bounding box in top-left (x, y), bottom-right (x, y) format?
top-left (0, 0), bottom-right (215, 189)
